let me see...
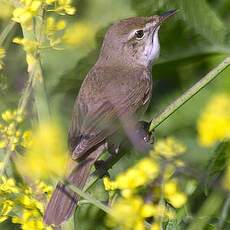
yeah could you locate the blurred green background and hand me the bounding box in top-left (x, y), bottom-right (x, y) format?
top-left (1, 0), bottom-right (230, 229)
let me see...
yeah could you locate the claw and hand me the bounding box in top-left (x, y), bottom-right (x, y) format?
top-left (137, 121), bottom-right (155, 145)
top-left (94, 160), bottom-right (110, 178)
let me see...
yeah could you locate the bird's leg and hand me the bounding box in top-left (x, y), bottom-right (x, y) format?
top-left (107, 141), bottom-right (120, 155)
top-left (94, 160), bottom-right (110, 178)
top-left (136, 121), bottom-right (155, 145)
top-left (94, 140), bottom-right (122, 178)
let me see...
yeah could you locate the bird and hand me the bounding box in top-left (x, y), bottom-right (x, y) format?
top-left (44, 9), bottom-right (176, 226)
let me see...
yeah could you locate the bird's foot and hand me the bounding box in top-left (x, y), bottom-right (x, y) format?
top-left (94, 160), bottom-right (110, 178)
top-left (107, 142), bottom-right (120, 156)
top-left (137, 121), bottom-right (155, 145)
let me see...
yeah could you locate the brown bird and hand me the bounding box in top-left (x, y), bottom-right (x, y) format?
top-left (44, 9), bottom-right (176, 226)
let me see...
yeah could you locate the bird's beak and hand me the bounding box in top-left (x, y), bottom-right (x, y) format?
top-left (158, 9), bottom-right (177, 24)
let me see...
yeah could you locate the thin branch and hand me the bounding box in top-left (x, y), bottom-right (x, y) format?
top-left (218, 192), bottom-right (230, 229)
top-left (83, 56), bottom-right (230, 193)
top-left (149, 56), bottom-right (230, 131)
top-left (66, 183), bottom-right (111, 214)
top-left (0, 21), bottom-right (16, 46)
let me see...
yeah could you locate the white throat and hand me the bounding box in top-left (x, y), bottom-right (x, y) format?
top-left (140, 27), bottom-right (160, 67)
top-left (149, 27), bottom-right (160, 63)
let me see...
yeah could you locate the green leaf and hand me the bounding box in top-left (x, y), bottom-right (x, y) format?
top-left (208, 142), bottom-right (230, 175)
top-left (131, 0), bottom-right (226, 45)
top-left (173, 0), bottom-right (226, 44)
top-left (205, 141), bottom-right (230, 193)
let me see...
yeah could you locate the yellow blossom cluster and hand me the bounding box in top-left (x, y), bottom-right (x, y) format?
top-left (104, 157), bottom-right (159, 196)
top-left (162, 180), bottom-right (187, 208)
top-left (12, 0), bottom-right (42, 30)
top-left (63, 22), bottom-right (95, 46)
top-left (152, 136), bottom-right (186, 158)
top-left (13, 37), bottom-right (40, 69)
top-left (0, 176), bottom-right (52, 229)
top-left (11, 0), bottom-right (76, 70)
top-left (104, 137), bottom-right (187, 230)
top-left (108, 195), bottom-right (174, 230)
top-left (12, 0), bottom-right (75, 30)
top-left (0, 2), bottom-right (13, 20)
top-left (16, 121), bottom-right (69, 179)
top-left (0, 109), bottom-right (30, 151)
top-left (0, 48), bottom-right (5, 70)
top-left (197, 93), bottom-right (230, 147)
top-left (45, 17), bottom-right (66, 47)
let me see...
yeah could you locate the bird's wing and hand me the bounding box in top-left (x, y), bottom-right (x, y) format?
top-left (68, 66), bottom-right (152, 160)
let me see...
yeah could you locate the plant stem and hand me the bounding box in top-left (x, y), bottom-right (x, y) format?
top-left (0, 21), bottom-right (16, 46)
top-left (149, 56), bottom-right (230, 131)
top-left (187, 192), bottom-right (223, 230)
top-left (83, 56), bottom-right (230, 192)
top-left (218, 192), bottom-right (230, 229)
top-left (67, 183), bottom-right (111, 214)
top-left (0, 149), bottom-right (12, 176)
top-left (19, 9), bottom-right (50, 120)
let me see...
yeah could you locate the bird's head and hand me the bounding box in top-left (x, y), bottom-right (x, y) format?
top-left (98, 10), bottom-right (177, 68)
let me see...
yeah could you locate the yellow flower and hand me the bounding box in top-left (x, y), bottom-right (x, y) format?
top-left (12, 209), bottom-right (51, 230)
top-left (0, 176), bottom-right (19, 194)
top-left (0, 2), bottom-right (13, 20)
top-left (103, 176), bottom-right (118, 191)
top-left (108, 195), bottom-right (174, 230)
top-left (12, 0), bottom-right (42, 29)
top-left (151, 222), bottom-right (160, 230)
top-left (104, 158), bottom-right (159, 192)
top-left (55, 0), bottom-right (76, 15)
top-left (13, 37), bottom-right (39, 70)
top-left (35, 180), bottom-right (53, 196)
top-left (0, 141), bottom-right (6, 149)
top-left (152, 137), bottom-right (186, 158)
top-left (2, 110), bottom-right (14, 122)
top-left (21, 130), bottom-right (32, 148)
top-left (167, 192), bottom-right (187, 208)
top-left (163, 180), bottom-right (187, 208)
top-left (63, 22), bottom-right (94, 46)
top-left (0, 200), bottom-right (14, 223)
top-left (16, 121), bottom-right (69, 179)
top-left (163, 181), bottom-right (177, 196)
top-left (0, 176), bottom-right (52, 229)
top-left (197, 93), bottom-right (230, 147)
top-left (108, 195), bottom-right (151, 230)
top-left (0, 109), bottom-right (25, 151)
top-left (13, 36), bottom-right (38, 52)
top-left (45, 17), bottom-right (66, 47)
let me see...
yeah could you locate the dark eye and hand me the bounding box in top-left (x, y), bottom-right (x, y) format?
top-left (135, 30), bottom-right (144, 39)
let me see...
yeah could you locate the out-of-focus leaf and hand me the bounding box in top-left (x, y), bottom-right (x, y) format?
top-left (131, 0), bottom-right (226, 44)
top-left (205, 141), bottom-right (230, 192)
top-left (187, 192), bottom-right (223, 230)
top-left (165, 218), bottom-right (180, 230)
top-left (173, 0), bottom-right (226, 45)
top-left (208, 142), bottom-right (230, 175)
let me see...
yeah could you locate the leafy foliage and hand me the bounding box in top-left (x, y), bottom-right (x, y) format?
top-left (0, 0), bottom-right (230, 229)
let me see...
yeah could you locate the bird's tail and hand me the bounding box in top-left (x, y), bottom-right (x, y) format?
top-left (43, 146), bottom-right (103, 226)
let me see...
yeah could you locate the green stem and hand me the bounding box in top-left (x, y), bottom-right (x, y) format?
top-left (149, 56), bottom-right (230, 131)
top-left (84, 56), bottom-right (230, 193)
top-left (218, 192), bottom-right (230, 229)
top-left (0, 21), bottom-right (16, 46)
top-left (18, 66), bottom-right (37, 113)
top-left (20, 10), bottom-right (50, 121)
top-left (0, 149), bottom-right (12, 176)
top-left (187, 192), bottom-right (223, 230)
top-left (67, 183), bottom-right (111, 214)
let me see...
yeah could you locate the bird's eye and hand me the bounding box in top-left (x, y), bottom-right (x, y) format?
top-left (135, 30), bottom-right (144, 39)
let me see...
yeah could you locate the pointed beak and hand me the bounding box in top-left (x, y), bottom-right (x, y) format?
top-left (159, 9), bottom-right (177, 24)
